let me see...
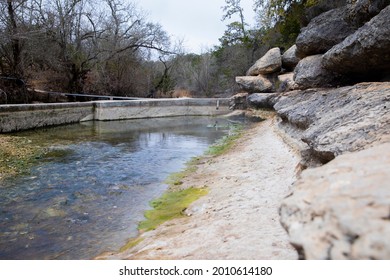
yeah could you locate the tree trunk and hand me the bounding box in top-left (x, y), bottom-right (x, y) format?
top-left (7, 0), bottom-right (23, 78)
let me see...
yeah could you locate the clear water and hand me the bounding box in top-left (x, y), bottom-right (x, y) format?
top-left (0, 116), bottom-right (238, 259)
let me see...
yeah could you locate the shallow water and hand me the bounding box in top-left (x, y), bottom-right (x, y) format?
top-left (0, 116), bottom-right (238, 259)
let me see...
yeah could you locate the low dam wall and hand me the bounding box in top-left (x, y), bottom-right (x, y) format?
top-left (0, 98), bottom-right (230, 133)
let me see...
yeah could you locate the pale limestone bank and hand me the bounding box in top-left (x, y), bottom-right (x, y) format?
top-left (280, 143), bottom-right (390, 260)
top-left (232, 82), bottom-right (390, 259)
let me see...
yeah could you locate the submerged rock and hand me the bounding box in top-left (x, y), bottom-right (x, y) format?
top-left (44, 207), bottom-right (67, 218)
top-left (280, 142), bottom-right (390, 259)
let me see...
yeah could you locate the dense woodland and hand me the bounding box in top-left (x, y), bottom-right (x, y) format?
top-left (0, 0), bottom-right (326, 102)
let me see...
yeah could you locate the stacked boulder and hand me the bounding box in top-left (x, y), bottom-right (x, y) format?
top-left (235, 46), bottom-right (299, 94)
top-left (233, 0), bottom-right (389, 108)
top-left (294, 0), bottom-right (390, 89)
top-left (233, 46), bottom-right (300, 109)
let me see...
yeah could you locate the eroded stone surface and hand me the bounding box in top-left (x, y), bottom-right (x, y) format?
top-left (323, 5), bottom-right (390, 76)
top-left (345, 0), bottom-right (389, 28)
top-left (247, 93), bottom-right (273, 109)
top-left (296, 7), bottom-right (356, 57)
top-left (274, 82), bottom-right (390, 163)
top-left (280, 143), bottom-right (390, 259)
top-left (293, 55), bottom-right (338, 89)
top-left (229, 92), bottom-right (248, 110)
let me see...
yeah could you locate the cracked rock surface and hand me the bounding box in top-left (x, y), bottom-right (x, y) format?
top-left (280, 143), bottom-right (390, 259)
top-left (274, 82), bottom-right (390, 164)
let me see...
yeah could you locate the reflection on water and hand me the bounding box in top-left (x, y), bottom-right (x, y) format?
top-left (0, 116), bottom-right (239, 259)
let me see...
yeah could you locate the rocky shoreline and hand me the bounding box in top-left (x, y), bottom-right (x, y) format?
top-left (231, 80), bottom-right (390, 260)
top-left (98, 118), bottom-right (301, 260)
top-left (101, 79), bottom-right (389, 259)
top-left (228, 0), bottom-right (390, 259)
top-left (274, 82), bottom-right (390, 259)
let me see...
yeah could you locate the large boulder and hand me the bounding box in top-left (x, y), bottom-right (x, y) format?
top-left (293, 55), bottom-right (338, 89)
top-left (303, 0), bottom-right (347, 26)
top-left (235, 75), bottom-right (273, 93)
top-left (296, 7), bottom-right (356, 57)
top-left (274, 82), bottom-right (390, 163)
top-left (280, 142), bottom-right (390, 259)
top-left (246, 93), bottom-right (274, 109)
top-left (346, 0), bottom-right (389, 28)
top-left (282, 45), bottom-right (300, 71)
top-left (246, 48), bottom-right (282, 76)
top-left (322, 5), bottom-right (390, 76)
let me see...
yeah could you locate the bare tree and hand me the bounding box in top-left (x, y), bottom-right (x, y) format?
top-left (0, 0), bottom-right (175, 98)
top-left (89, 0), bottom-right (172, 96)
top-left (0, 0), bottom-right (30, 78)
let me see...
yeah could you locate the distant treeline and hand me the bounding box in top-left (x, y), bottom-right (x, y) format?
top-left (0, 0), bottom-right (315, 102)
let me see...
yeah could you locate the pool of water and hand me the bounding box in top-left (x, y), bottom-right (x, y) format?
top-left (0, 116), bottom-right (240, 259)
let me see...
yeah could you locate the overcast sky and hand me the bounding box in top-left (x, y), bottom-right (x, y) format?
top-left (136, 0), bottom-right (256, 54)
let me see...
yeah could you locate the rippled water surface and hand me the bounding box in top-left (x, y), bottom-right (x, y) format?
top-left (0, 116), bottom-right (237, 259)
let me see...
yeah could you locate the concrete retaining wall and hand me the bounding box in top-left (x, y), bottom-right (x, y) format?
top-left (94, 98), bottom-right (229, 121)
top-left (0, 102), bottom-right (95, 133)
top-left (0, 98), bottom-right (230, 133)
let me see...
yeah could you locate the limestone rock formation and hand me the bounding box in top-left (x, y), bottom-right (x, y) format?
top-left (322, 5), bottom-right (390, 76)
top-left (295, 7), bottom-right (356, 57)
top-left (246, 48), bottom-right (282, 76)
top-left (274, 82), bottom-right (390, 163)
top-left (280, 142), bottom-right (390, 259)
top-left (282, 45), bottom-right (300, 71)
top-left (236, 47), bottom-right (298, 93)
top-left (346, 0), bottom-right (389, 27)
top-left (265, 0), bottom-right (390, 261)
top-left (235, 75), bottom-right (273, 93)
top-left (293, 55), bottom-right (338, 89)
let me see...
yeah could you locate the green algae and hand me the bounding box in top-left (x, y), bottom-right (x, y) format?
top-left (119, 237), bottom-right (144, 252)
top-left (137, 124), bottom-right (244, 233)
top-left (138, 187), bottom-right (208, 232)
